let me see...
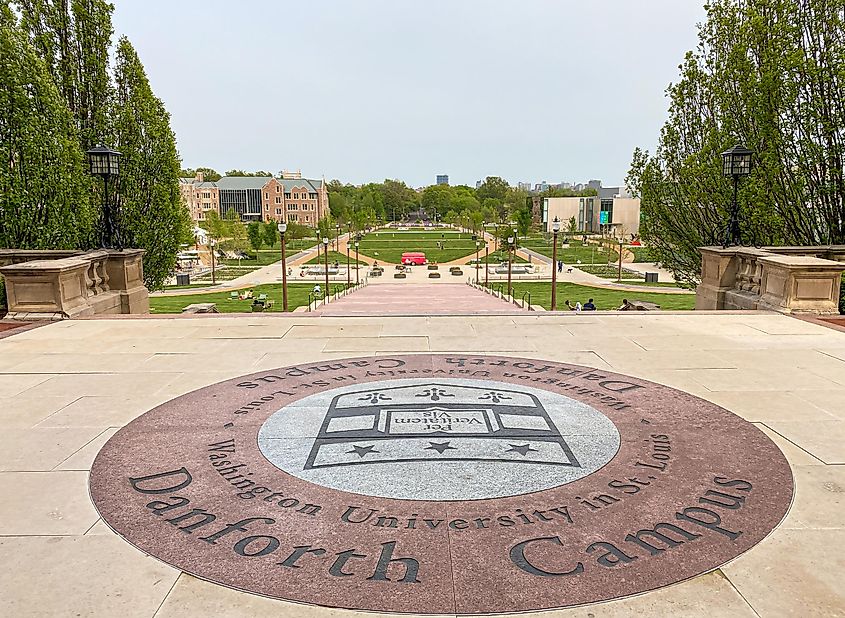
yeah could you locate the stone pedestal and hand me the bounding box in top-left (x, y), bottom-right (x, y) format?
top-left (696, 246), bottom-right (845, 315)
top-left (0, 249), bottom-right (149, 319)
top-left (757, 255), bottom-right (844, 315)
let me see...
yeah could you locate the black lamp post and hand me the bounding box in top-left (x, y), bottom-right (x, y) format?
top-left (335, 223), bottom-right (341, 252)
top-left (86, 145), bottom-right (121, 248)
top-left (507, 235), bottom-right (514, 299)
top-left (354, 238), bottom-right (360, 285)
top-left (551, 217), bottom-right (560, 311)
top-left (277, 222), bottom-right (288, 311)
top-left (475, 240), bottom-right (481, 284)
top-left (345, 224), bottom-right (351, 286)
top-left (721, 144), bottom-right (754, 247)
top-left (322, 237), bottom-right (330, 298)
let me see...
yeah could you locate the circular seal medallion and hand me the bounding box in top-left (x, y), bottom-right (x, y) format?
top-left (90, 355), bottom-right (793, 615)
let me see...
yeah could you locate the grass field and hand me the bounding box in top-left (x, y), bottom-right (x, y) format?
top-left (357, 230), bottom-right (479, 263)
top-left (487, 281), bottom-right (695, 311)
top-left (468, 250), bottom-right (528, 265)
top-left (521, 239), bottom-right (614, 264)
top-left (150, 283), bottom-right (349, 314)
top-left (304, 251), bottom-right (366, 266)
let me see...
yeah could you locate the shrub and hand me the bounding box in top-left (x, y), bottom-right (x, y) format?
top-left (0, 275), bottom-right (5, 311)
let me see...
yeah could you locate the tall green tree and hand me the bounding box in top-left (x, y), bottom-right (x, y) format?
top-left (111, 36), bottom-right (186, 288)
top-left (262, 220), bottom-right (278, 248)
top-left (181, 166), bottom-right (221, 182)
top-left (247, 220), bottom-right (263, 251)
top-left (628, 0), bottom-right (845, 286)
top-left (0, 14), bottom-right (93, 249)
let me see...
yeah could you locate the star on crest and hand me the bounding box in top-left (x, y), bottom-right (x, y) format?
top-left (425, 441), bottom-right (457, 455)
top-left (347, 444), bottom-right (379, 458)
top-left (506, 443), bottom-right (537, 456)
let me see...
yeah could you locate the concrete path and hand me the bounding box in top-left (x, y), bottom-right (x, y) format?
top-left (313, 283), bottom-right (520, 315)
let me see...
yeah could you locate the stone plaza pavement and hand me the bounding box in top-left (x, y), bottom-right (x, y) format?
top-left (0, 311), bottom-right (843, 617)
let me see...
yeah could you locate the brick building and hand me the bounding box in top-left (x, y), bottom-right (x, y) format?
top-left (178, 172), bottom-right (219, 222)
top-left (215, 170), bottom-right (328, 225)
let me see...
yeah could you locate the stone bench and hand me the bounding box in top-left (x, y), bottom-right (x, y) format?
top-left (181, 303), bottom-right (218, 314)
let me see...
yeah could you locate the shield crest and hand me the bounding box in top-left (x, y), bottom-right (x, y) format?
top-left (302, 382), bottom-right (579, 469)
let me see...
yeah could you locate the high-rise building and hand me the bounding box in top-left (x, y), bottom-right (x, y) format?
top-left (436, 174), bottom-right (449, 185)
top-left (518, 182), bottom-right (533, 192)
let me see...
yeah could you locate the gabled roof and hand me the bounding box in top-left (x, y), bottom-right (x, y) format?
top-left (277, 178), bottom-right (322, 192)
top-left (216, 176), bottom-right (273, 190)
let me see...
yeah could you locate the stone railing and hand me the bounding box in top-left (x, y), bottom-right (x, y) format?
top-left (0, 249), bottom-right (149, 320)
top-left (697, 246), bottom-right (845, 314)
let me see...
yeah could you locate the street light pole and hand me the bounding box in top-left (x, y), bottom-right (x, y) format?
top-left (335, 223), bottom-right (341, 252)
top-left (85, 145), bottom-right (122, 249)
top-left (322, 237), bottom-right (329, 300)
top-left (210, 239), bottom-right (216, 285)
top-left (484, 243), bottom-right (489, 287)
top-left (507, 235), bottom-right (514, 299)
top-left (721, 144), bottom-right (754, 247)
top-left (346, 224), bottom-right (351, 286)
top-left (475, 241), bottom-right (481, 284)
top-left (278, 222), bottom-right (288, 312)
top-left (354, 238), bottom-right (360, 285)
top-left (551, 217), bottom-right (560, 311)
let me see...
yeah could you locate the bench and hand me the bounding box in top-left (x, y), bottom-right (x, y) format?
top-left (428, 272), bottom-right (441, 278)
top-left (181, 303), bottom-right (218, 314)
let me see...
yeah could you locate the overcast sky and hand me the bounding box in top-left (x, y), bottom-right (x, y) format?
top-left (112, 0), bottom-right (706, 188)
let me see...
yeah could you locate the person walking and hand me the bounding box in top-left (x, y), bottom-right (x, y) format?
top-left (557, 260), bottom-right (563, 273)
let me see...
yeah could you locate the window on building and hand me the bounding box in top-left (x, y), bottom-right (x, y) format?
top-left (264, 192), bottom-right (268, 199)
top-left (275, 208), bottom-right (282, 214)
top-left (275, 196), bottom-right (281, 204)
top-left (284, 193), bottom-right (291, 199)
top-left (293, 192), bottom-right (299, 199)
top-left (276, 186), bottom-right (280, 193)
top-left (305, 215), bottom-right (310, 222)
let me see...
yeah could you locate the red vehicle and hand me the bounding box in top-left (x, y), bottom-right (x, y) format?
top-left (401, 252), bottom-right (427, 265)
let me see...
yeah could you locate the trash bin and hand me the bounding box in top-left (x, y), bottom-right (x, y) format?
top-left (645, 272), bottom-right (658, 283)
top-left (176, 273), bottom-right (191, 286)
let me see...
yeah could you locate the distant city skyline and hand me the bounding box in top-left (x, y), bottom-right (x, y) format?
top-left (112, 1), bottom-right (707, 188)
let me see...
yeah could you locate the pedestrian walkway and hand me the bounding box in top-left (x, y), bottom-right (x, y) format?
top-left (313, 283), bottom-right (519, 315)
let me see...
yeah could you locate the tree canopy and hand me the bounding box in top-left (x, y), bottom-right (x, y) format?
top-left (627, 0), bottom-right (845, 286)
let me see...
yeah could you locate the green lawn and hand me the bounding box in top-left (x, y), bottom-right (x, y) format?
top-left (468, 250), bottom-right (528, 264)
top-left (305, 251), bottom-right (366, 266)
top-left (488, 282), bottom-right (695, 311)
top-left (522, 239), bottom-right (614, 264)
top-left (150, 283), bottom-right (349, 314)
top-left (357, 230), bottom-right (480, 263)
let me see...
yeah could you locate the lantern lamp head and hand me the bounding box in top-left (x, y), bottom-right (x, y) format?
top-left (721, 144), bottom-right (754, 178)
top-left (277, 222), bottom-right (287, 234)
top-left (86, 145), bottom-right (121, 178)
top-left (551, 217), bottom-right (561, 233)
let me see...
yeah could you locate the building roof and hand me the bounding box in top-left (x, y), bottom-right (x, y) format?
top-left (277, 178), bottom-right (323, 192)
top-left (216, 176), bottom-right (273, 190)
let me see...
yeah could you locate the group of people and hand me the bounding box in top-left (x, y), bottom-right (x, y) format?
top-left (563, 298), bottom-right (597, 312)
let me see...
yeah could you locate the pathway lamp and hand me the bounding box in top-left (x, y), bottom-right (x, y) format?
top-left (335, 222), bottom-right (341, 251)
top-left (484, 242), bottom-right (489, 287)
top-left (86, 145), bottom-right (122, 248)
top-left (322, 237), bottom-right (330, 298)
top-left (551, 217), bottom-right (560, 311)
top-left (507, 235), bottom-right (514, 299)
top-left (346, 224), bottom-right (351, 286)
top-left (475, 241), bottom-right (481, 284)
top-left (209, 239), bottom-right (217, 285)
top-left (277, 222), bottom-right (288, 312)
top-left (721, 144), bottom-right (754, 247)
top-left (354, 238), bottom-right (360, 285)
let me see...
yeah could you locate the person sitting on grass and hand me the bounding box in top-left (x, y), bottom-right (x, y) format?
top-left (617, 298), bottom-right (632, 311)
top-left (564, 300), bottom-right (575, 311)
top-left (583, 298), bottom-right (596, 311)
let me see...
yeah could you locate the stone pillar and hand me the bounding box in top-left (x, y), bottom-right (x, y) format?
top-left (695, 247), bottom-right (740, 310)
top-left (757, 255), bottom-right (845, 315)
top-left (103, 249), bottom-right (149, 314)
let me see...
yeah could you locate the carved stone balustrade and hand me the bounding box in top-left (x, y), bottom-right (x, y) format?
top-left (697, 246), bottom-right (845, 315)
top-left (0, 249), bottom-right (149, 319)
